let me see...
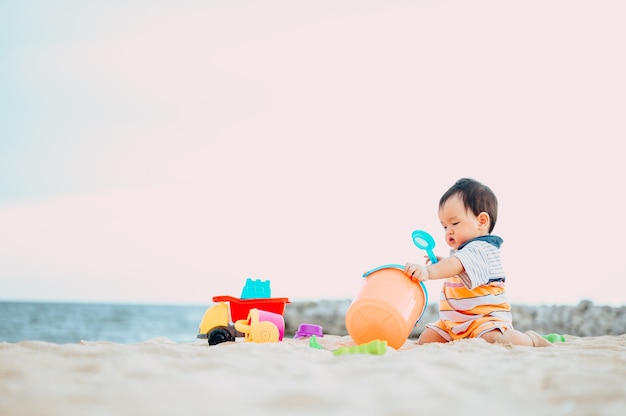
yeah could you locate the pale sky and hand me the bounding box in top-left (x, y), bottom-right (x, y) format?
top-left (1, 0), bottom-right (624, 306)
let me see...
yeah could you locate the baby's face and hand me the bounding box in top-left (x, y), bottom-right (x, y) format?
top-left (438, 194), bottom-right (484, 249)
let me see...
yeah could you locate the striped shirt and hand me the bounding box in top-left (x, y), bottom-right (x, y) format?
top-left (428, 235), bottom-right (514, 340)
top-left (454, 236), bottom-right (506, 290)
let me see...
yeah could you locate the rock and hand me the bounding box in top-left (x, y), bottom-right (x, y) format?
top-left (283, 299), bottom-right (626, 338)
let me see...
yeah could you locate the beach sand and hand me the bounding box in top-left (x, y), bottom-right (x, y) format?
top-left (1, 334), bottom-right (625, 416)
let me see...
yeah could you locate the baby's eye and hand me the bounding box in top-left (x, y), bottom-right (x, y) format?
top-left (452, 221), bottom-right (460, 226)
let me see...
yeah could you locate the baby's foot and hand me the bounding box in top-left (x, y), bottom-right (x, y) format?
top-left (525, 330), bottom-right (553, 347)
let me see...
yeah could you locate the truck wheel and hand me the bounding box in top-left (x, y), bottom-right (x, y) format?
top-left (208, 327), bottom-right (235, 345)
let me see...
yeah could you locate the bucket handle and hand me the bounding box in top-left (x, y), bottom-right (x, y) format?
top-left (362, 263), bottom-right (404, 278)
top-left (361, 263), bottom-right (429, 296)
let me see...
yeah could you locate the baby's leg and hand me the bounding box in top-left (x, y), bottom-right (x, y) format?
top-left (417, 327), bottom-right (449, 345)
top-left (481, 328), bottom-right (553, 347)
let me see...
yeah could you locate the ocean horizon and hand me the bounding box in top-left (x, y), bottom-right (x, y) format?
top-left (0, 300), bottom-right (210, 344)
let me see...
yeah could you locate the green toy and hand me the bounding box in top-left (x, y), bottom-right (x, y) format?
top-left (542, 333), bottom-right (566, 343)
top-left (333, 339), bottom-right (387, 356)
top-left (309, 335), bottom-right (324, 349)
top-left (308, 335), bottom-right (387, 355)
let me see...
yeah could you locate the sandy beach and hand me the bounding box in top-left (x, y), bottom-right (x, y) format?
top-left (2, 334), bottom-right (625, 416)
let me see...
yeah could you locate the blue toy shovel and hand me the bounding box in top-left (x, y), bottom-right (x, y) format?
top-left (411, 230), bottom-right (438, 264)
top-left (362, 230), bottom-right (438, 278)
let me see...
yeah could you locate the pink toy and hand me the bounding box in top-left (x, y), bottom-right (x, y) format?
top-left (234, 308), bottom-right (285, 343)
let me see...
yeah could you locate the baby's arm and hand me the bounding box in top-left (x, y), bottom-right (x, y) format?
top-left (404, 256), bottom-right (464, 282)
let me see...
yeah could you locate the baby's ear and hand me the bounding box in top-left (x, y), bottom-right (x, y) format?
top-left (478, 212), bottom-right (490, 229)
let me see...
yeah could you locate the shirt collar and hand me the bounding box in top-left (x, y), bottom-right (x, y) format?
top-left (458, 235), bottom-right (503, 250)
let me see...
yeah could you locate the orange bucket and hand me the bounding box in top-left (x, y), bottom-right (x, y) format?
top-left (345, 264), bottom-right (428, 349)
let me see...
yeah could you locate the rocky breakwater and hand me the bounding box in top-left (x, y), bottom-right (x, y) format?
top-left (283, 299), bottom-right (626, 338)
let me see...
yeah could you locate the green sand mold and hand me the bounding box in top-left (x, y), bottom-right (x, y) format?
top-left (309, 335), bottom-right (387, 355)
top-left (309, 335), bottom-right (324, 349)
top-left (542, 333), bottom-right (566, 343)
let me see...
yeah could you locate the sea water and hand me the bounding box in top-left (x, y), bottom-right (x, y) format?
top-left (0, 301), bottom-right (209, 344)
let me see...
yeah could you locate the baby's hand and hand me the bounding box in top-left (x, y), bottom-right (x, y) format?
top-left (404, 262), bottom-right (430, 282)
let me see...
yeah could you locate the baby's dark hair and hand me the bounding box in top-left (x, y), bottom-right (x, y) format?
top-left (439, 178), bottom-right (498, 233)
